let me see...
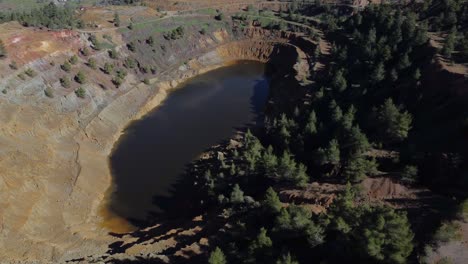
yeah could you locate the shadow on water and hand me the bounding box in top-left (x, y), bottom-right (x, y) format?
top-left (107, 61), bottom-right (270, 228)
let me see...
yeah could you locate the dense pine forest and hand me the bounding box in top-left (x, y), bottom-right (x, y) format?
top-left (166, 1), bottom-right (468, 263)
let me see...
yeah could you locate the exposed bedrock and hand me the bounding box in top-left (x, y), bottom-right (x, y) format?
top-left (0, 25), bottom-right (313, 262)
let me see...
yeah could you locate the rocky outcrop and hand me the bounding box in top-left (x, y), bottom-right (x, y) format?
top-left (0, 19), bottom-right (315, 262)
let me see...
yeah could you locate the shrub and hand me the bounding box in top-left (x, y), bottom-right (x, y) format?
top-left (112, 77), bottom-right (124, 87)
top-left (401, 165), bottom-right (418, 184)
top-left (436, 257), bottom-right (454, 264)
top-left (60, 77), bottom-right (71, 88)
top-left (0, 39), bottom-right (6, 58)
top-left (434, 221), bottom-right (462, 243)
top-left (457, 199), bottom-right (468, 222)
top-left (81, 47), bottom-right (90, 56)
top-left (25, 68), bottom-right (36, 77)
top-left (44, 87), bottom-right (54, 98)
top-left (215, 13), bottom-right (225, 21)
top-left (75, 87), bottom-right (86, 98)
top-left (163, 26), bottom-right (184, 40)
top-left (103, 63), bottom-right (114, 74)
top-left (108, 49), bottom-right (118, 59)
top-left (88, 58), bottom-right (97, 69)
top-left (9, 61), bottom-right (17, 70)
top-left (69, 55), bottom-right (78, 65)
top-left (75, 71), bottom-right (86, 84)
top-left (143, 78), bottom-right (150, 85)
top-left (61, 61), bottom-right (71, 72)
top-left (18, 73), bottom-right (26, 80)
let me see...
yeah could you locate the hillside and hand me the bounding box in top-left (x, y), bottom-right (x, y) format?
top-left (0, 0), bottom-right (467, 263)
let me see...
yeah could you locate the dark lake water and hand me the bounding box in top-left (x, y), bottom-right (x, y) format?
top-left (108, 61), bottom-right (269, 222)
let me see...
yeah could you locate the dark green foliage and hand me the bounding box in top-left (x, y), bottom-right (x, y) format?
top-left (61, 61), bottom-right (71, 72)
top-left (127, 41), bottom-right (136, 52)
top-left (215, 12), bottom-right (225, 21)
top-left (275, 253), bottom-right (298, 264)
top-left (75, 87), bottom-right (86, 98)
top-left (329, 187), bottom-right (414, 264)
top-left (88, 58), bottom-right (97, 69)
top-left (248, 227), bottom-right (273, 262)
top-left (316, 139), bottom-right (340, 166)
top-left (401, 165), bottom-right (418, 184)
top-left (146, 36), bottom-right (154, 46)
top-left (375, 98), bottom-right (413, 143)
top-left (44, 87), bottom-right (54, 98)
top-left (89, 35), bottom-right (102, 51)
top-left (9, 61), bottom-right (17, 70)
top-left (103, 63), bottom-right (114, 74)
top-left (262, 187), bottom-right (282, 214)
top-left (112, 77), bottom-right (124, 87)
top-left (69, 55), bottom-right (78, 65)
top-left (208, 247), bottom-right (227, 264)
top-left (230, 184), bottom-right (244, 204)
top-left (433, 221), bottom-right (462, 243)
top-left (0, 3), bottom-right (82, 29)
top-left (442, 31), bottom-right (456, 58)
top-left (75, 71), bottom-right (86, 84)
top-left (81, 47), bottom-right (90, 56)
top-left (332, 69), bottom-right (347, 92)
top-left (124, 57), bottom-right (136, 69)
top-left (108, 49), bottom-right (118, 59)
top-left (457, 199), bottom-right (468, 222)
top-left (371, 62), bottom-right (385, 83)
top-left (60, 77), bottom-right (70, 88)
top-left (24, 68), bottom-right (36, 77)
top-left (342, 154), bottom-right (377, 182)
top-left (163, 26), bottom-right (184, 40)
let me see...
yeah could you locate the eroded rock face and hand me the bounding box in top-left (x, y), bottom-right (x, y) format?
top-left (0, 20), bottom-right (314, 262)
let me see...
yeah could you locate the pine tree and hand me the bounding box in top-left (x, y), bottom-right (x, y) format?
top-left (276, 253), bottom-right (299, 264)
top-left (317, 139), bottom-right (340, 166)
top-left (376, 98), bottom-right (413, 142)
top-left (263, 187), bottom-right (282, 214)
top-left (305, 110), bottom-right (317, 135)
top-left (332, 69), bottom-right (347, 92)
top-left (355, 206), bottom-right (414, 264)
top-left (341, 105), bottom-right (356, 130)
top-left (371, 62), bottom-right (385, 83)
top-left (442, 30), bottom-right (456, 58)
top-left (208, 247), bottom-right (227, 264)
top-left (346, 126), bottom-right (370, 155)
top-left (230, 184), bottom-right (244, 204)
top-left (249, 227), bottom-right (273, 260)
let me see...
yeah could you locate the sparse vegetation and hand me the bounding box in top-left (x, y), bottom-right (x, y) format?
top-left (0, 39), bottom-right (6, 59)
top-left (60, 77), bottom-right (71, 88)
top-left (75, 87), bottom-right (86, 98)
top-left (44, 87), bottom-right (54, 98)
top-left (163, 26), bottom-right (184, 40)
top-left (75, 71), bottom-right (86, 84)
top-left (61, 61), bottom-right (71, 72)
top-left (24, 68), bottom-right (36, 77)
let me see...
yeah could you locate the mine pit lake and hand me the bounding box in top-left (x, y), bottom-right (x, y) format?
top-left (108, 61), bottom-right (270, 224)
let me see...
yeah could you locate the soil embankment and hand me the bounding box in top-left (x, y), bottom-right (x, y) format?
top-left (0, 18), bottom-right (312, 262)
